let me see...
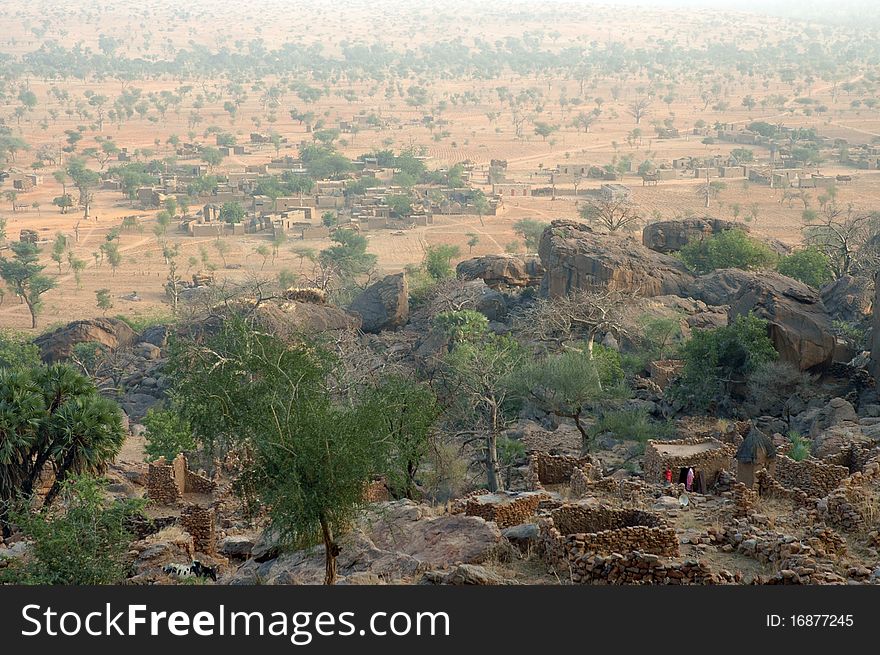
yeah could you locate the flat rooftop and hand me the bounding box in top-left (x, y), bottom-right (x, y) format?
top-left (653, 441), bottom-right (723, 457)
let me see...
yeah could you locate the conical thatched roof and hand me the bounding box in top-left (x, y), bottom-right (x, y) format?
top-left (735, 425), bottom-right (776, 464)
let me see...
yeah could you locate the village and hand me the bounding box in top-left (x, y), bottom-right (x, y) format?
top-left (0, 0), bottom-right (878, 592)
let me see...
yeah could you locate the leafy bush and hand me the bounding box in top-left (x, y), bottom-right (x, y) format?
top-left (588, 409), bottom-right (676, 445)
top-left (786, 431), bottom-right (811, 462)
top-left (143, 407), bottom-right (196, 462)
top-left (679, 229), bottom-right (778, 274)
top-left (0, 329), bottom-right (40, 370)
top-left (670, 314), bottom-right (778, 412)
top-left (777, 248), bottom-right (833, 288)
top-left (1, 476), bottom-right (144, 585)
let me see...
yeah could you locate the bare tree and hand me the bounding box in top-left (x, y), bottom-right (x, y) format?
top-left (803, 203), bottom-right (880, 279)
top-left (626, 98), bottom-right (651, 125)
top-left (579, 196), bottom-right (642, 232)
top-left (515, 288), bottom-right (635, 367)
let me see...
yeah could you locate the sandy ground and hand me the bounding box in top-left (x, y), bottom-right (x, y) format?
top-left (1, 0), bottom-right (879, 332)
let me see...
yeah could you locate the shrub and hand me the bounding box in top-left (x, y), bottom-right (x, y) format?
top-left (143, 407), bottom-right (196, 462)
top-left (588, 409), bottom-right (676, 444)
top-left (1, 476), bottom-right (144, 585)
top-left (0, 329), bottom-right (41, 370)
top-left (777, 248), bottom-right (833, 288)
top-left (787, 431), bottom-right (810, 462)
top-left (670, 314), bottom-right (778, 412)
top-left (679, 229), bottom-right (778, 274)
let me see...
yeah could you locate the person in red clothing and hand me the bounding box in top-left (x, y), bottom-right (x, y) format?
top-left (664, 468), bottom-right (673, 485)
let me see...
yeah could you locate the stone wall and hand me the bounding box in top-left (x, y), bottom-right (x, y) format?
top-left (146, 454), bottom-right (216, 505)
top-left (539, 504), bottom-right (679, 569)
top-left (566, 551), bottom-right (726, 585)
top-left (146, 457), bottom-right (181, 505)
top-left (773, 456), bottom-right (849, 499)
top-left (528, 453), bottom-right (597, 489)
top-left (180, 504), bottom-right (216, 555)
top-left (464, 491), bottom-right (548, 529)
top-left (569, 466), bottom-right (617, 498)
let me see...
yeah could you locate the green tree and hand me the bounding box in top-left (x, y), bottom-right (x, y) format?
top-left (220, 201), bottom-right (245, 224)
top-left (167, 317), bottom-right (387, 584)
top-left (143, 408), bottom-right (195, 462)
top-left (359, 376), bottom-right (439, 499)
top-left (95, 288), bottom-right (113, 315)
top-left (0, 364), bottom-right (126, 530)
top-left (507, 349), bottom-right (623, 451)
top-left (466, 233), bottom-right (480, 253)
top-left (670, 314), bottom-right (778, 412)
top-left (0, 241), bottom-right (57, 328)
top-left (777, 248), bottom-right (833, 288)
top-left (512, 219), bottom-right (548, 252)
top-left (423, 244), bottom-right (461, 280)
top-left (319, 229), bottom-right (377, 280)
top-left (679, 229), bottom-right (778, 274)
top-left (437, 312), bottom-right (525, 491)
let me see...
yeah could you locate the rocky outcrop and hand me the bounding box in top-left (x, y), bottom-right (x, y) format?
top-left (538, 220), bottom-right (695, 298)
top-left (456, 254), bottom-right (544, 288)
top-left (820, 275), bottom-right (873, 325)
top-left (872, 272), bottom-right (879, 383)
top-left (225, 501), bottom-right (504, 585)
top-left (642, 218), bottom-right (745, 254)
top-left (34, 318), bottom-right (137, 363)
top-left (349, 272), bottom-right (409, 333)
top-left (688, 269), bottom-right (836, 370)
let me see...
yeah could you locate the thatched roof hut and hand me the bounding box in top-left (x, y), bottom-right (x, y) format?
top-left (735, 426), bottom-right (776, 463)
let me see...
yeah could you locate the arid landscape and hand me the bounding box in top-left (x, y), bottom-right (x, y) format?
top-left (0, 0), bottom-right (878, 588)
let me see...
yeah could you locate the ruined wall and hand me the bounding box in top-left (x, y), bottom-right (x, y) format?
top-left (180, 504), bottom-right (216, 555)
top-left (569, 466), bottom-right (617, 498)
top-left (566, 551), bottom-right (724, 585)
top-left (146, 454), bottom-right (215, 505)
top-left (147, 458), bottom-right (181, 505)
top-left (528, 453), bottom-right (597, 489)
top-left (773, 456), bottom-right (849, 499)
top-left (539, 504), bottom-right (679, 568)
top-left (464, 491), bottom-right (548, 529)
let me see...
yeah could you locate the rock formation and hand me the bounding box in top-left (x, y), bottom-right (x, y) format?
top-left (456, 254), bottom-right (544, 288)
top-left (349, 272), bottom-right (409, 333)
top-left (538, 220), bottom-right (695, 298)
top-left (34, 318), bottom-right (137, 363)
top-left (872, 272), bottom-right (879, 383)
top-left (688, 269), bottom-right (836, 370)
top-left (642, 218), bottom-right (746, 254)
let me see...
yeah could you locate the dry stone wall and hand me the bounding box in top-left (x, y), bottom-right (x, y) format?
top-left (528, 453), bottom-right (597, 489)
top-left (774, 456), bottom-right (849, 499)
top-left (539, 504), bottom-right (680, 569)
top-left (464, 491), bottom-right (548, 529)
top-left (180, 504), bottom-right (217, 555)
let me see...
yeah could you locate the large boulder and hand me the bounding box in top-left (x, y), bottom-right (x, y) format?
top-left (456, 254), bottom-right (544, 288)
top-left (34, 318), bottom-right (137, 363)
top-left (642, 218), bottom-right (746, 254)
top-left (225, 501), bottom-right (504, 585)
top-left (688, 269), bottom-right (836, 370)
top-left (348, 273), bottom-right (409, 333)
top-left (538, 220), bottom-right (695, 298)
top-left (820, 275), bottom-right (873, 325)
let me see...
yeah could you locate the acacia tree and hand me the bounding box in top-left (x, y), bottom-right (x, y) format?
top-left (436, 311), bottom-right (525, 491)
top-left (505, 350), bottom-right (622, 451)
top-left (167, 317), bottom-right (390, 584)
top-left (0, 241), bottom-right (57, 328)
top-left (578, 196), bottom-right (642, 232)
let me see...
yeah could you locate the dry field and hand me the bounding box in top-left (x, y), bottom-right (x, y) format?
top-left (2, 0), bottom-right (879, 331)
